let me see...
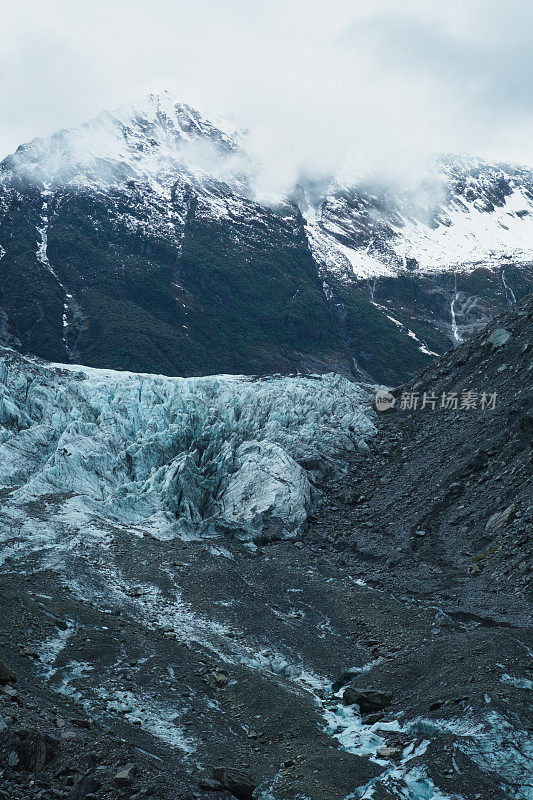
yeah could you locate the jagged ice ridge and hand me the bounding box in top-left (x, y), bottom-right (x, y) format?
top-left (0, 350), bottom-right (376, 542)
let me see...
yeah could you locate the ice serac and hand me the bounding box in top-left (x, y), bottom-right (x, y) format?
top-left (218, 441), bottom-right (311, 539)
top-left (0, 349), bottom-right (375, 542)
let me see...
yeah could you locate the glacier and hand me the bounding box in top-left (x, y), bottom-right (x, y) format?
top-left (0, 348), bottom-right (376, 543)
top-left (0, 345), bottom-right (530, 800)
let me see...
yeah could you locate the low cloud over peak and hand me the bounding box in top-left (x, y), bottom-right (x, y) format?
top-left (2, 0), bottom-right (533, 191)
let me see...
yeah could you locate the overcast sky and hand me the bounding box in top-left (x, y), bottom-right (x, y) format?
top-left (2, 0), bottom-right (533, 185)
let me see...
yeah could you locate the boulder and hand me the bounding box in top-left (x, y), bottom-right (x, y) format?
top-left (211, 768), bottom-right (256, 800)
top-left (16, 730), bottom-right (57, 771)
top-left (485, 504), bottom-right (515, 535)
top-left (487, 328), bottom-right (511, 348)
top-left (203, 669), bottom-right (230, 690)
top-left (518, 415), bottom-right (533, 437)
top-left (0, 659), bottom-right (16, 686)
top-left (69, 717), bottom-right (93, 729)
top-left (331, 671), bottom-right (360, 694)
top-left (114, 763), bottom-right (137, 787)
top-left (342, 687), bottom-right (393, 713)
top-left (362, 712), bottom-right (384, 725)
top-left (67, 774), bottom-right (101, 800)
top-left (199, 778), bottom-right (223, 791)
top-left (376, 745), bottom-right (401, 759)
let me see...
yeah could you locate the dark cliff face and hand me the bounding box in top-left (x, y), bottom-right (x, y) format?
top-left (354, 263), bottom-right (533, 342)
top-left (0, 179), bottom-right (352, 378)
top-left (0, 176), bottom-right (448, 385)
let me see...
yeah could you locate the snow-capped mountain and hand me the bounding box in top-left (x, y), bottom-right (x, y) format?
top-left (2, 92), bottom-right (241, 188)
top-left (6, 93), bottom-right (533, 278)
top-left (0, 92), bottom-right (531, 384)
top-left (304, 157), bottom-right (533, 279)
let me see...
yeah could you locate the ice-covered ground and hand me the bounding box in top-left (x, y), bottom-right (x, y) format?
top-left (0, 349), bottom-right (375, 542)
top-left (1, 348), bottom-right (530, 800)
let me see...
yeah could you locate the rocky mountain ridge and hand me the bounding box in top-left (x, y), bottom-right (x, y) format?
top-left (0, 92), bottom-right (532, 383)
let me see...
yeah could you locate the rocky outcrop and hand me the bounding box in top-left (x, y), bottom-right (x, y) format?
top-left (342, 687), bottom-right (393, 713)
top-left (210, 768), bottom-right (256, 800)
top-left (0, 658), bottom-right (16, 686)
top-left (16, 730), bottom-right (57, 772)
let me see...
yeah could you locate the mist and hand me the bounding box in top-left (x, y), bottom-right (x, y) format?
top-left (2, 0), bottom-right (533, 196)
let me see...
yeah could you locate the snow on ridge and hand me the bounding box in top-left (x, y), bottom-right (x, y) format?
top-left (0, 91), bottom-right (247, 192)
top-left (0, 349), bottom-right (376, 543)
top-left (307, 183), bottom-right (533, 280)
top-left (2, 94), bottom-right (533, 279)
top-left (391, 186), bottom-right (533, 274)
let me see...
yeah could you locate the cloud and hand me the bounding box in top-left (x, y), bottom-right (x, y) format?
top-left (1, 0), bottom-right (533, 191)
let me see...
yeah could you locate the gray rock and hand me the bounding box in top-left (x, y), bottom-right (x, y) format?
top-left (67, 774), bottom-right (101, 800)
top-left (342, 687), bottom-right (393, 713)
top-left (376, 745), bottom-right (401, 759)
top-left (211, 768), bottom-right (256, 800)
top-left (487, 328), bottom-right (511, 348)
top-left (69, 717), bottom-right (93, 729)
top-left (485, 505), bottom-right (515, 535)
top-left (331, 671), bottom-right (361, 693)
top-left (114, 763), bottom-right (137, 787)
top-left (199, 778), bottom-right (222, 791)
top-left (0, 659), bottom-right (16, 686)
top-left (518, 415), bottom-right (533, 436)
top-left (17, 730), bottom-right (57, 771)
top-left (362, 712), bottom-right (384, 725)
top-left (203, 669), bottom-right (230, 690)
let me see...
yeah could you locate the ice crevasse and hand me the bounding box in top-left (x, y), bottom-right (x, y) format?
top-left (0, 349), bottom-right (376, 541)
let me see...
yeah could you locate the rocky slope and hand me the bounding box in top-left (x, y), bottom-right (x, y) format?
top-left (309, 293), bottom-right (533, 602)
top-left (0, 298), bottom-right (531, 800)
top-left (0, 93), bottom-right (532, 384)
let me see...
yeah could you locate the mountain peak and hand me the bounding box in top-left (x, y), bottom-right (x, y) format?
top-left (0, 92), bottom-right (237, 189)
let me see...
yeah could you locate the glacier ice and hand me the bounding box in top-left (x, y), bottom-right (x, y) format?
top-left (0, 349), bottom-right (376, 541)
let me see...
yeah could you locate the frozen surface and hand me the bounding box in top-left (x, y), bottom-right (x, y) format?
top-left (0, 349), bottom-right (375, 542)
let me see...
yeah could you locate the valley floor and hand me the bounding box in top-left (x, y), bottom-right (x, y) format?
top-left (0, 301), bottom-right (531, 800)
